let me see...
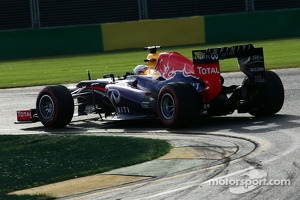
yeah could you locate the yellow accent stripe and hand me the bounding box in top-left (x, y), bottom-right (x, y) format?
top-left (11, 175), bottom-right (150, 197)
top-left (102, 16), bottom-right (205, 51)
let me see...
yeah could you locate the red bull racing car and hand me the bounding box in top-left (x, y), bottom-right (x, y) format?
top-left (16, 44), bottom-right (284, 128)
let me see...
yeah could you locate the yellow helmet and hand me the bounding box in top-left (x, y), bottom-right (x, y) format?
top-left (144, 46), bottom-right (161, 67)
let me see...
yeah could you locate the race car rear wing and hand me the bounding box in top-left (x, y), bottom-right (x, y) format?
top-left (192, 44), bottom-right (265, 84)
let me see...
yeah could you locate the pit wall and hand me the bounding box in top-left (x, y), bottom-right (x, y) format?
top-left (0, 9), bottom-right (299, 59)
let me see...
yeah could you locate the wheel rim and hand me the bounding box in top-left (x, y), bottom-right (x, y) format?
top-left (160, 93), bottom-right (175, 120)
top-left (39, 95), bottom-right (55, 120)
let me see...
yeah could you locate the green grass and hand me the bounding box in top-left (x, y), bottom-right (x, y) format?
top-left (0, 135), bottom-right (172, 199)
top-left (0, 37), bottom-right (299, 88)
top-left (1, 194), bottom-right (55, 200)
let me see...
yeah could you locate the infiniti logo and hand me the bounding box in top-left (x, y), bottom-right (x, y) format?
top-left (211, 53), bottom-right (218, 60)
top-left (107, 89), bottom-right (121, 104)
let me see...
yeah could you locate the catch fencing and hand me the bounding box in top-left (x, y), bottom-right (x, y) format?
top-left (1, 0), bottom-right (300, 31)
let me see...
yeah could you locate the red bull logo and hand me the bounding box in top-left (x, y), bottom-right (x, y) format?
top-left (155, 52), bottom-right (197, 80)
top-left (154, 52), bottom-right (222, 102)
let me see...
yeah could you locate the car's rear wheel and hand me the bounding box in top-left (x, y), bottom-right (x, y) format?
top-left (245, 70), bottom-right (284, 116)
top-left (36, 85), bottom-right (74, 128)
top-left (157, 82), bottom-right (200, 128)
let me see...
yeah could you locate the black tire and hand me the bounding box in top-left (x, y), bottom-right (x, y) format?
top-left (36, 85), bottom-right (74, 128)
top-left (157, 82), bottom-right (200, 128)
top-left (246, 71), bottom-right (284, 116)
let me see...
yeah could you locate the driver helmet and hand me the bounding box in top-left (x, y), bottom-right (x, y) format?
top-left (134, 65), bottom-right (149, 75)
top-left (144, 52), bottom-right (159, 67)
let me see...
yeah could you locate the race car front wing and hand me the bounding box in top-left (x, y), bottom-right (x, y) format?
top-left (15, 109), bottom-right (39, 124)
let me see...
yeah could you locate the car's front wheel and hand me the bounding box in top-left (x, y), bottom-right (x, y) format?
top-left (36, 85), bottom-right (74, 128)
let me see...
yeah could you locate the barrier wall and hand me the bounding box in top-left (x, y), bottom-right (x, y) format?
top-left (0, 9), bottom-right (299, 59)
top-left (101, 16), bottom-right (205, 51)
top-left (205, 8), bottom-right (300, 43)
top-left (0, 26), bottom-right (103, 59)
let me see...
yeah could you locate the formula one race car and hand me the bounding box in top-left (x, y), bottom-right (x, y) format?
top-left (16, 44), bottom-right (284, 128)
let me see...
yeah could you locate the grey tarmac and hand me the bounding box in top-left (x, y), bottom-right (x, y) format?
top-left (1, 68), bottom-right (300, 200)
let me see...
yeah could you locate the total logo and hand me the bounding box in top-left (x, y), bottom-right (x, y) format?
top-left (17, 110), bottom-right (32, 121)
top-left (17, 111), bottom-right (31, 118)
top-left (197, 66), bottom-right (220, 75)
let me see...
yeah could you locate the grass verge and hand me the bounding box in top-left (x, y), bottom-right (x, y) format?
top-left (0, 37), bottom-right (299, 88)
top-left (0, 134), bottom-right (172, 199)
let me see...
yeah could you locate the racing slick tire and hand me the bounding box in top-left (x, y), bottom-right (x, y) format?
top-left (245, 70), bottom-right (284, 117)
top-left (36, 85), bottom-right (74, 128)
top-left (157, 82), bottom-right (200, 128)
